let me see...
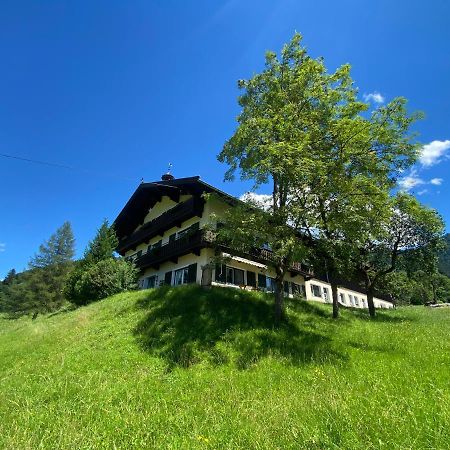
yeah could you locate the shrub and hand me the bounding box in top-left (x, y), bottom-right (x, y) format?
top-left (66, 258), bottom-right (138, 306)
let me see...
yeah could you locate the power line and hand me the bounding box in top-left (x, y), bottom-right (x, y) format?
top-left (0, 152), bottom-right (137, 182)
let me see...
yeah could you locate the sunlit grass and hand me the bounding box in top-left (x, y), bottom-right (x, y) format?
top-left (0, 285), bottom-right (449, 449)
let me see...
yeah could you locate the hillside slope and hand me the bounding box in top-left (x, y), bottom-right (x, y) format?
top-left (0, 286), bottom-right (449, 450)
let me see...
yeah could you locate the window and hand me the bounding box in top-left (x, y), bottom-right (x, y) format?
top-left (339, 293), bottom-right (346, 304)
top-left (258, 273), bottom-right (266, 290)
top-left (173, 264), bottom-right (198, 286)
top-left (226, 267), bottom-right (245, 286)
top-left (247, 271), bottom-right (256, 287)
top-left (361, 299), bottom-right (365, 307)
top-left (145, 275), bottom-right (158, 289)
top-left (174, 266), bottom-right (189, 286)
top-left (292, 283), bottom-right (306, 297)
top-left (354, 296), bottom-right (359, 307)
top-left (266, 277), bottom-right (277, 293)
top-left (164, 271), bottom-right (173, 285)
top-left (148, 239), bottom-right (162, 255)
top-left (215, 264), bottom-right (244, 286)
top-left (323, 287), bottom-right (330, 302)
top-left (177, 222), bottom-right (200, 240)
top-left (311, 284), bottom-right (322, 297)
top-left (284, 281), bottom-right (290, 295)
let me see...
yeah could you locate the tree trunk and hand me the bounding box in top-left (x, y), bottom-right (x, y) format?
top-left (331, 282), bottom-right (339, 319)
top-left (274, 284), bottom-right (284, 324)
top-left (274, 267), bottom-right (285, 324)
top-left (366, 285), bottom-right (376, 318)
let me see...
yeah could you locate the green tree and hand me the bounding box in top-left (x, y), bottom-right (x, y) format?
top-left (30, 221), bottom-right (75, 269)
top-left (218, 33), bottom-right (420, 319)
top-left (84, 219), bottom-right (118, 265)
top-left (65, 220), bottom-right (136, 305)
top-left (353, 193), bottom-right (445, 316)
top-left (8, 222), bottom-right (75, 318)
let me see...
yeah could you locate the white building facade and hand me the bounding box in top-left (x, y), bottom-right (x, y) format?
top-left (114, 175), bottom-right (393, 310)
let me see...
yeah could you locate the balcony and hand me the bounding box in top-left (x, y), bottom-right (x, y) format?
top-left (132, 227), bottom-right (313, 279)
top-left (134, 229), bottom-right (213, 270)
top-left (117, 197), bottom-right (205, 254)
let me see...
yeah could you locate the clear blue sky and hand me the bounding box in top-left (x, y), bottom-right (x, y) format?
top-left (1, 0), bottom-right (449, 278)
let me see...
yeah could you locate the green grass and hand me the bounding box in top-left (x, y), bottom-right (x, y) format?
top-left (0, 285), bottom-right (449, 449)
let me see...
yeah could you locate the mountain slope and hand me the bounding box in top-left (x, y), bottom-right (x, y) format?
top-left (0, 286), bottom-right (449, 449)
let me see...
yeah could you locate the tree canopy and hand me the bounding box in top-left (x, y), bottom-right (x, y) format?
top-left (218, 33), bottom-right (424, 319)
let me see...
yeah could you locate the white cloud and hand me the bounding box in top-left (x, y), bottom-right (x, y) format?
top-left (363, 92), bottom-right (385, 104)
top-left (398, 170), bottom-right (425, 191)
top-left (240, 192), bottom-right (272, 210)
top-left (398, 170), bottom-right (444, 193)
top-left (419, 140), bottom-right (450, 167)
top-left (0, 243), bottom-right (5, 253)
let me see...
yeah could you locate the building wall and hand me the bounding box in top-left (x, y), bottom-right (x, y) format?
top-left (128, 193), bottom-right (394, 309)
top-left (305, 279), bottom-right (393, 309)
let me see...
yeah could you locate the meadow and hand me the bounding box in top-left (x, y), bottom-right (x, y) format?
top-left (0, 285), bottom-right (449, 449)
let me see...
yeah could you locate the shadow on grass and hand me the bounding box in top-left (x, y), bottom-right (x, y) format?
top-left (346, 307), bottom-right (414, 323)
top-left (134, 285), bottom-right (347, 370)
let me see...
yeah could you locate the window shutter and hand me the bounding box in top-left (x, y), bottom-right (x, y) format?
top-left (215, 264), bottom-right (225, 283)
top-left (164, 271), bottom-right (172, 285)
top-left (257, 273), bottom-right (266, 289)
top-left (187, 263), bottom-right (197, 284)
top-left (247, 271), bottom-right (256, 287)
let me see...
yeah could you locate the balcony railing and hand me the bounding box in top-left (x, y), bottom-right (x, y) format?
top-left (117, 197), bottom-right (204, 254)
top-left (132, 227), bottom-right (313, 278)
top-left (134, 228), bottom-right (213, 269)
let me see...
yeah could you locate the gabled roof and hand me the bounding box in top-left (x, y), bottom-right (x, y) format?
top-left (113, 176), bottom-right (237, 239)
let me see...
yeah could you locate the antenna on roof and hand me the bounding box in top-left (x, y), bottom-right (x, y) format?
top-left (161, 162), bottom-right (175, 181)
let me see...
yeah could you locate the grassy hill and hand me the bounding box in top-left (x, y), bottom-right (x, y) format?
top-left (0, 286), bottom-right (449, 450)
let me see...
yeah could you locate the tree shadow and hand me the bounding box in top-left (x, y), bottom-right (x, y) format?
top-left (134, 285), bottom-right (347, 370)
top-left (347, 307), bottom-right (414, 323)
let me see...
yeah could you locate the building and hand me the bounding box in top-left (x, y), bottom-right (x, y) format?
top-left (114, 174), bottom-right (394, 309)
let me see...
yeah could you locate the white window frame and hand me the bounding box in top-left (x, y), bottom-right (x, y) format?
top-left (173, 266), bottom-right (190, 286)
top-left (310, 284), bottom-right (322, 298)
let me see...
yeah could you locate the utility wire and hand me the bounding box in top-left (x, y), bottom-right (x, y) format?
top-left (0, 152), bottom-right (138, 182)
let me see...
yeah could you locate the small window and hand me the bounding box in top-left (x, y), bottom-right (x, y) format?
top-left (247, 271), bottom-right (256, 287)
top-left (226, 267), bottom-right (245, 286)
top-left (266, 277), bottom-right (277, 293)
top-left (323, 287), bottom-right (330, 302)
top-left (258, 273), bottom-right (266, 290)
top-left (339, 293), bottom-right (346, 304)
top-left (146, 275), bottom-right (158, 289)
top-left (354, 296), bottom-right (359, 306)
top-left (311, 284), bottom-right (322, 297)
top-left (174, 266), bottom-right (189, 286)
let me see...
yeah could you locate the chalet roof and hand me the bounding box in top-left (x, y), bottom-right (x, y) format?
top-left (113, 176), bottom-right (237, 239)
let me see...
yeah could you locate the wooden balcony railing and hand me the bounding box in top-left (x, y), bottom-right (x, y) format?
top-left (117, 197), bottom-right (204, 254)
top-left (134, 229), bottom-right (213, 269)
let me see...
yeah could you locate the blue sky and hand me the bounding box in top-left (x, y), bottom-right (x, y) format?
top-left (1, 0), bottom-right (449, 278)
